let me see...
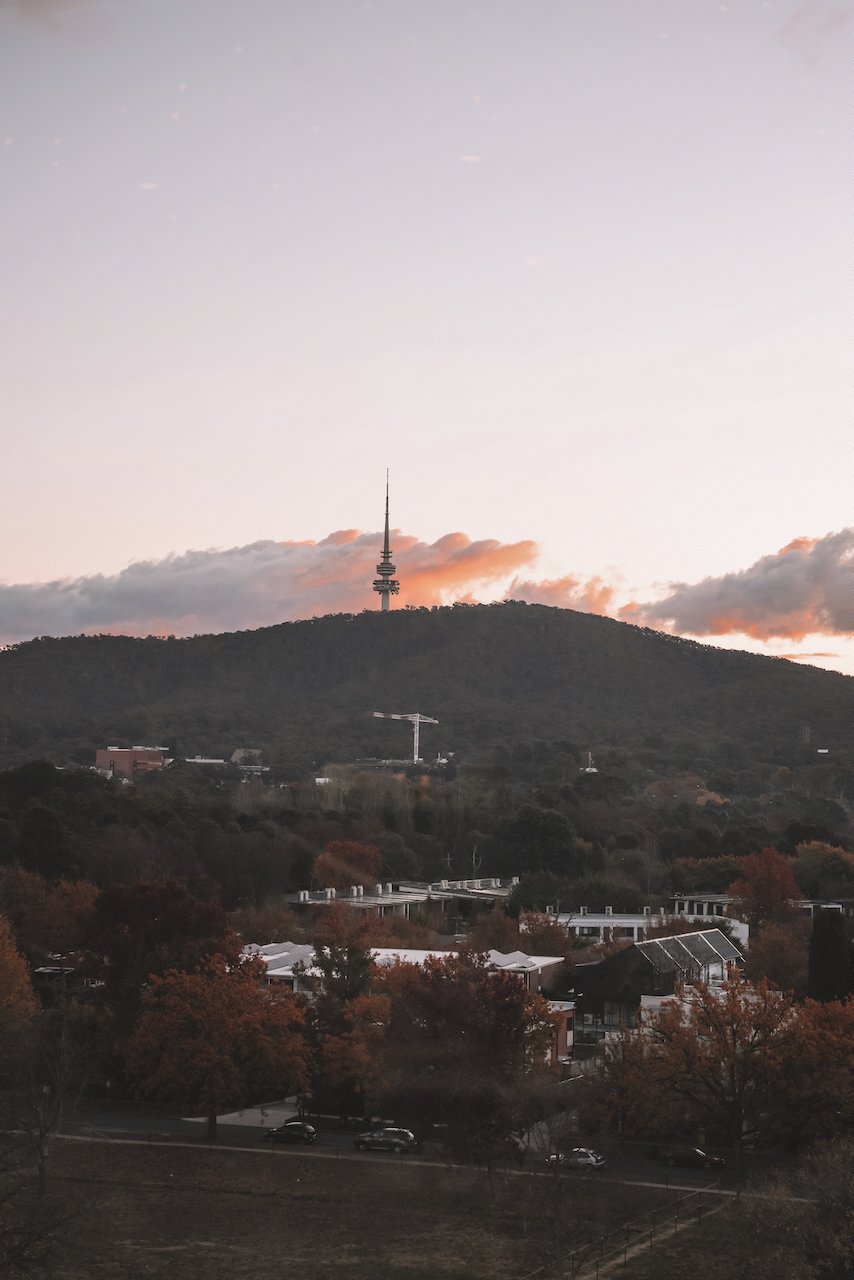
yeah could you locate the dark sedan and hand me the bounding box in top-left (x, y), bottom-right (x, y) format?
top-left (354, 1127), bottom-right (418, 1153)
top-left (659, 1146), bottom-right (725, 1170)
top-left (263, 1121), bottom-right (318, 1145)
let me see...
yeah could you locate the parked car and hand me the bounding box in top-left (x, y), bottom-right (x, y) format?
top-left (659, 1146), bottom-right (725, 1170)
top-left (263, 1121), bottom-right (317, 1145)
top-left (354, 1127), bottom-right (418, 1154)
top-left (546, 1147), bottom-right (606, 1169)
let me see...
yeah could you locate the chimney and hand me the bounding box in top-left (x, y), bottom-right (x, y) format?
top-left (605, 905), bottom-right (613, 916)
top-left (350, 886), bottom-right (359, 898)
top-left (579, 906), bottom-right (587, 916)
top-left (376, 884), bottom-right (384, 896)
top-left (324, 888), bottom-right (336, 900)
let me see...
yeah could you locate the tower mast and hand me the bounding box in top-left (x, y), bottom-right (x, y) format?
top-left (372, 471), bottom-right (400, 611)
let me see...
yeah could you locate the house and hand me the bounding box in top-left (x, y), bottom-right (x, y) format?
top-left (573, 928), bottom-right (743, 1060)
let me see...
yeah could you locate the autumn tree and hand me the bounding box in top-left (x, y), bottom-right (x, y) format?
top-left (602, 977), bottom-right (796, 1162)
top-left (773, 998), bottom-right (854, 1147)
top-left (311, 841), bottom-right (382, 891)
top-left (85, 881), bottom-right (242, 1033)
top-left (728, 847), bottom-right (802, 928)
top-left (520, 912), bottom-right (574, 967)
top-left (124, 955), bottom-right (308, 1140)
top-left (746, 917), bottom-right (811, 997)
top-left (0, 867), bottom-right (97, 965)
top-left (370, 952), bottom-right (556, 1158)
top-left (467, 906), bottom-right (521, 953)
top-left (0, 914), bottom-right (37, 1033)
top-left (806, 909), bottom-right (852, 1003)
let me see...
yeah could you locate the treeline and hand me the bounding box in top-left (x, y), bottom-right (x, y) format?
top-left (0, 745), bottom-right (852, 931)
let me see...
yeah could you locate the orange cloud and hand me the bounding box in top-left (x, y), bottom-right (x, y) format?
top-left (623, 528), bottom-right (854, 641)
top-left (504, 573), bottom-right (617, 615)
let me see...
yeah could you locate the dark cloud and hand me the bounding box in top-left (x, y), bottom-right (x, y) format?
top-left (622, 528), bottom-right (854, 641)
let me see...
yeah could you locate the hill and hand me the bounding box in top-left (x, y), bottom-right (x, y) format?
top-left (0, 602), bottom-right (851, 775)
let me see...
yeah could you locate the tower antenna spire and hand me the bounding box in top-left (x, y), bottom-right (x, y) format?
top-left (373, 470), bottom-right (400, 611)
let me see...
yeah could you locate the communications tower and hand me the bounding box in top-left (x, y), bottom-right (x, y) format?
top-left (372, 473), bottom-right (399, 611)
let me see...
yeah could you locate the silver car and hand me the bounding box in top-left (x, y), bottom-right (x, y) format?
top-left (547, 1147), bottom-right (606, 1169)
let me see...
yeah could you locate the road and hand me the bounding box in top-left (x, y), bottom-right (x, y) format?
top-left (62, 1104), bottom-right (751, 1196)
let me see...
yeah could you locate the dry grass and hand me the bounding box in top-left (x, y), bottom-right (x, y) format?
top-left (37, 1140), bottom-right (676, 1280)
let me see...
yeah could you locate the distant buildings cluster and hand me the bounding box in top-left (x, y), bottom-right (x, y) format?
top-left (95, 745), bottom-right (269, 780)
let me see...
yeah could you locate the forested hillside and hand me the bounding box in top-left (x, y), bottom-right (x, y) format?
top-left (0, 602), bottom-right (851, 774)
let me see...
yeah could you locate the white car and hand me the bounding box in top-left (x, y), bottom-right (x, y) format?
top-left (546, 1147), bottom-right (606, 1169)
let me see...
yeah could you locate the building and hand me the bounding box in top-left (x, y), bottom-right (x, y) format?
top-left (573, 928), bottom-right (743, 1059)
top-left (545, 905), bottom-right (749, 947)
top-left (95, 746), bottom-right (168, 781)
top-left (284, 877), bottom-right (519, 929)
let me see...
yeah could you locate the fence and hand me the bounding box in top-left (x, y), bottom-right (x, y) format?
top-left (517, 1183), bottom-right (721, 1280)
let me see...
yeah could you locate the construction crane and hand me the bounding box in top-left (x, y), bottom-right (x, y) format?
top-left (372, 711), bottom-right (438, 764)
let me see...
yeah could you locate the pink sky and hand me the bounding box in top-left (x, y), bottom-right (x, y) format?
top-left (1, 1), bottom-right (850, 673)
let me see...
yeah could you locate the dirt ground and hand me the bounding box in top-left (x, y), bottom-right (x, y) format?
top-left (36, 1139), bottom-right (676, 1280)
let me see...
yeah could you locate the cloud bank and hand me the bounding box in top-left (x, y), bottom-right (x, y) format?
top-left (0, 529), bottom-right (542, 643)
top-left (1, 526), bottom-right (852, 654)
top-left (622, 528), bottom-right (854, 641)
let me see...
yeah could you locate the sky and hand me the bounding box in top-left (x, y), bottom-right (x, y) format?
top-left (1, 0), bottom-right (851, 672)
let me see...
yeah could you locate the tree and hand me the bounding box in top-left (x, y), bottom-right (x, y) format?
top-left (370, 952), bottom-right (556, 1158)
top-left (0, 1006), bottom-right (92, 1194)
top-left (745, 917), bottom-right (811, 997)
top-left (807, 909), bottom-right (852, 1003)
top-left (467, 907), bottom-right (521, 953)
top-left (602, 977), bottom-right (795, 1162)
top-left (0, 914), bottom-right (37, 1033)
top-left (520, 912), bottom-right (574, 966)
top-left (774, 998), bottom-right (854, 1146)
top-left (311, 841), bottom-right (382, 891)
top-left (0, 868), bottom-right (97, 966)
top-left (728, 847), bottom-right (802, 928)
top-left (489, 805), bottom-right (578, 877)
top-left (124, 955), bottom-right (308, 1140)
top-left (85, 881), bottom-right (242, 1033)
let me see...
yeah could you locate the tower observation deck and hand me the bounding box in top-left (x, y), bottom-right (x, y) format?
top-left (372, 475), bottom-right (400, 611)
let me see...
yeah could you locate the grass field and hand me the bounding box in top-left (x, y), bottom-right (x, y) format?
top-left (36, 1139), bottom-right (682, 1280)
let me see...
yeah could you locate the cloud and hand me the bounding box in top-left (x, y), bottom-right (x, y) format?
top-left (621, 528), bottom-right (854, 641)
top-left (504, 574), bottom-right (617, 615)
top-left (0, 529), bottom-right (540, 643)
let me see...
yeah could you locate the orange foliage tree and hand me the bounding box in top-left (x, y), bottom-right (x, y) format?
top-left (603, 976), bottom-right (796, 1161)
top-left (773, 997), bottom-right (854, 1146)
top-left (0, 913), bottom-right (37, 1032)
top-left (369, 952), bottom-right (557, 1155)
top-left (0, 867), bottom-right (97, 964)
top-left (124, 955), bottom-right (308, 1140)
top-left (311, 841), bottom-right (383, 891)
top-left (728, 847), bottom-right (802, 927)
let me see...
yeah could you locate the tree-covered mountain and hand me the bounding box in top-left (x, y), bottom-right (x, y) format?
top-left (0, 602), bottom-right (851, 775)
